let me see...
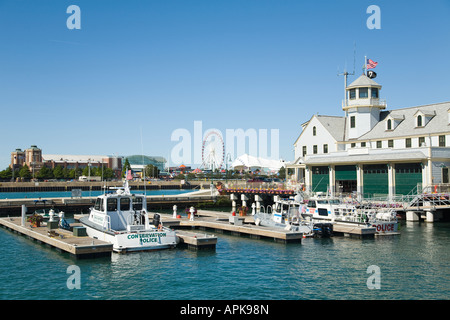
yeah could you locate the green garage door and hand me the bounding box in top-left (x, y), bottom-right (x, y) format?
top-left (335, 165), bottom-right (357, 193)
top-left (363, 164), bottom-right (388, 198)
top-left (395, 163), bottom-right (422, 195)
top-left (311, 166), bottom-right (329, 193)
top-left (335, 165), bottom-right (357, 180)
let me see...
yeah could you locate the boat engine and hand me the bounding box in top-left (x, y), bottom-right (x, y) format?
top-left (152, 213), bottom-right (161, 227)
top-left (313, 223), bottom-right (333, 238)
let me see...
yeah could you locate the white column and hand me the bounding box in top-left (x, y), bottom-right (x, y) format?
top-left (425, 211), bottom-right (435, 223)
top-left (388, 163), bottom-right (395, 201)
top-left (357, 164), bottom-right (363, 201)
top-left (406, 211), bottom-right (420, 222)
top-left (329, 165), bottom-right (335, 197)
top-left (21, 205), bottom-right (27, 227)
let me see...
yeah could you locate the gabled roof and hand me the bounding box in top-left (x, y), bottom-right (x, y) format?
top-left (294, 114), bottom-right (345, 145)
top-left (358, 102), bottom-right (450, 140)
top-left (315, 115), bottom-right (346, 141)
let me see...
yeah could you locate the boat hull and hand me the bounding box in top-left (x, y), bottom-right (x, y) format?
top-left (80, 217), bottom-right (178, 253)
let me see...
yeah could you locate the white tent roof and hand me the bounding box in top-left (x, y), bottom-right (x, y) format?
top-left (231, 154), bottom-right (285, 171)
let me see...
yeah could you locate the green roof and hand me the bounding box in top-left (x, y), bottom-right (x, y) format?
top-left (125, 155), bottom-right (166, 165)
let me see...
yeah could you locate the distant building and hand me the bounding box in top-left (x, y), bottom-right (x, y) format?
top-left (10, 145), bottom-right (44, 173)
top-left (10, 145), bottom-right (122, 177)
top-left (288, 74), bottom-right (450, 199)
top-left (125, 155), bottom-right (166, 175)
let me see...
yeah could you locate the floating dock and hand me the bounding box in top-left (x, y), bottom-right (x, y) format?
top-left (175, 230), bottom-right (218, 250)
top-left (158, 210), bottom-right (304, 244)
top-left (0, 217), bottom-right (113, 259)
top-left (331, 223), bottom-right (376, 238)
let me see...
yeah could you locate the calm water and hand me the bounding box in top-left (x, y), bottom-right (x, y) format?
top-left (0, 219), bottom-right (448, 300)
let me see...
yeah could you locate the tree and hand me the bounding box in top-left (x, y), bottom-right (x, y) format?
top-left (103, 168), bottom-right (115, 180)
top-left (53, 166), bottom-right (64, 179)
top-left (278, 167), bottom-right (286, 180)
top-left (0, 167), bottom-right (12, 179)
top-left (19, 164), bottom-right (32, 179)
top-left (69, 168), bottom-right (82, 179)
top-left (37, 166), bottom-right (53, 179)
top-left (144, 164), bottom-right (160, 178)
top-left (122, 158), bottom-right (131, 178)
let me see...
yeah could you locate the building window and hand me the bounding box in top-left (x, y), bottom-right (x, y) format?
top-left (349, 89), bottom-right (356, 100)
top-left (351, 143), bottom-right (356, 148)
top-left (313, 126), bottom-right (316, 136)
top-left (371, 88), bottom-right (379, 98)
top-left (376, 141), bottom-right (382, 148)
top-left (419, 137), bottom-right (425, 147)
top-left (359, 87), bottom-right (368, 98)
top-left (443, 167), bottom-right (449, 184)
top-left (417, 115), bottom-right (423, 127)
top-left (313, 145), bottom-right (318, 154)
top-left (350, 116), bottom-right (356, 128)
top-left (439, 135), bottom-right (446, 147)
top-left (387, 119), bottom-right (392, 130)
top-left (361, 142), bottom-right (366, 147)
top-left (406, 138), bottom-right (412, 148)
top-left (388, 140), bottom-right (393, 148)
top-left (323, 144), bottom-right (328, 154)
top-left (302, 146), bottom-right (307, 157)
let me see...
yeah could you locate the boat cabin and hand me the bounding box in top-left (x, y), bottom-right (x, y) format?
top-left (91, 192), bottom-right (147, 231)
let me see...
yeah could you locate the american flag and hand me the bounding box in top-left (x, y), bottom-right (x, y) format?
top-left (366, 58), bottom-right (378, 69)
top-left (126, 169), bottom-right (133, 180)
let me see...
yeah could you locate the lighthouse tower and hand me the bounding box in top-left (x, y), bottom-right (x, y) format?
top-left (343, 74), bottom-right (386, 140)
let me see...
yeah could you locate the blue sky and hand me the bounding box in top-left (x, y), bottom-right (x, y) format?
top-left (0, 0), bottom-right (449, 169)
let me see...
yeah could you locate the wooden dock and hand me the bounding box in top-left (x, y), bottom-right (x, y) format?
top-left (158, 210), bottom-right (304, 244)
top-left (159, 210), bottom-right (376, 240)
top-left (175, 230), bottom-right (218, 250)
top-left (332, 223), bottom-right (376, 238)
top-left (0, 217), bottom-right (113, 259)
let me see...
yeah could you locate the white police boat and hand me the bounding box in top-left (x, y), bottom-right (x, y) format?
top-left (253, 195), bottom-right (333, 237)
top-left (306, 195), bottom-right (398, 234)
top-left (80, 179), bottom-right (178, 253)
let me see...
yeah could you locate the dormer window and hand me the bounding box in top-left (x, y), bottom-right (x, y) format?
top-left (417, 115), bottom-right (423, 127)
top-left (387, 119), bottom-right (392, 130)
top-left (385, 114), bottom-right (404, 131)
top-left (414, 110), bottom-right (434, 128)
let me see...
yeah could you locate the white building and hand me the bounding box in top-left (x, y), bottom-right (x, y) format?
top-left (289, 74), bottom-right (450, 199)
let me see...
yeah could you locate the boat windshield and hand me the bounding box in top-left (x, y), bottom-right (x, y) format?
top-left (329, 199), bottom-right (341, 204)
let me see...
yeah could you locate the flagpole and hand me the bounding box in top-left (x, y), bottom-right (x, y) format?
top-left (364, 55), bottom-right (367, 75)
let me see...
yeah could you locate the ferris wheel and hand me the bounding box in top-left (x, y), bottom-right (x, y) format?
top-left (201, 130), bottom-right (225, 171)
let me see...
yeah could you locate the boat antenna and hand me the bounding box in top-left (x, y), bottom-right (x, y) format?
top-left (338, 42), bottom-right (356, 104)
top-left (140, 126), bottom-right (147, 196)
